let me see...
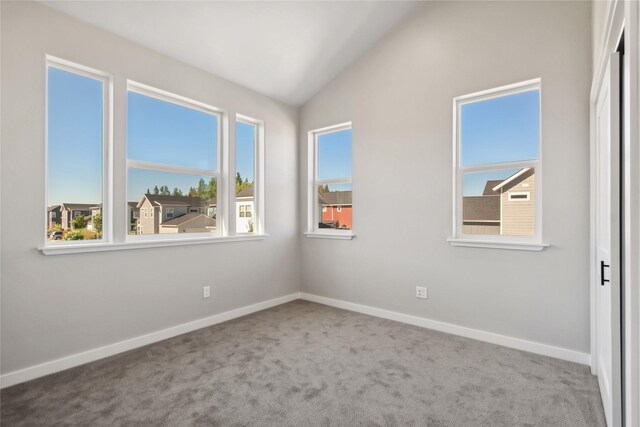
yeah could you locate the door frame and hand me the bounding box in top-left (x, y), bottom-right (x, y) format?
top-left (590, 1), bottom-right (639, 425)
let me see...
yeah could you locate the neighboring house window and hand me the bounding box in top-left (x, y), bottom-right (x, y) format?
top-left (51, 212), bottom-right (57, 218)
top-left (337, 206), bottom-right (342, 213)
top-left (45, 57), bottom-right (110, 245)
top-left (307, 122), bottom-right (353, 236)
top-left (235, 115), bottom-right (264, 234)
top-left (143, 208), bottom-right (147, 218)
top-left (150, 208), bottom-right (153, 218)
top-left (126, 81), bottom-right (220, 238)
top-left (451, 79), bottom-right (541, 246)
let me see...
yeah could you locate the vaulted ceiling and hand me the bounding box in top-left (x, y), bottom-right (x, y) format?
top-left (42, 1), bottom-right (420, 106)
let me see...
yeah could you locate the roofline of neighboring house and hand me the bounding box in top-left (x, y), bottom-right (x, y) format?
top-left (492, 168), bottom-right (531, 191)
top-left (161, 213), bottom-right (215, 227)
top-left (321, 203), bottom-right (352, 207)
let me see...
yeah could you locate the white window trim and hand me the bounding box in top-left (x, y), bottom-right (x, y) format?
top-left (44, 56), bottom-right (113, 249)
top-left (449, 78), bottom-right (547, 251)
top-left (508, 191), bottom-right (531, 201)
top-left (125, 80), bottom-right (225, 242)
top-left (306, 122), bottom-right (354, 239)
top-left (235, 113), bottom-right (265, 236)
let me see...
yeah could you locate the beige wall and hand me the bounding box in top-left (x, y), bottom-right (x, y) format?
top-left (501, 173), bottom-right (535, 236)
top-left (300, 1), bottom-right (592, 353)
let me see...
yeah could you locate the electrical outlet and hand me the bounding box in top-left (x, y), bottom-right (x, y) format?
top-left (203, 286), bottom-right (211, 299)
top-left (416, 286), bottom-right (428, 299)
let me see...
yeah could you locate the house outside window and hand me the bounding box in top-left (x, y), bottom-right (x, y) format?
top-left (450, 79), bottom-right (544, 250)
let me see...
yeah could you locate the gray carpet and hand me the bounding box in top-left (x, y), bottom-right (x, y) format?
top-left (1, 300), bottom-right (605, 426)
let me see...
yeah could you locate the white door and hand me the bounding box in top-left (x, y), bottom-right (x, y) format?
top-left (595, 52), bottom-right (622, 427)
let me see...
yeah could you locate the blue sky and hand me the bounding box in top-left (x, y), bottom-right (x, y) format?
top-left (48, 67), bottom-right (103, 206)
top-left (318, 129), bottom-right (352, 181)
top-left (127, 91), bottom-right (218, 170)
top-left (236, 122), bottom-right (255, 183)
top-left (461, 89), bottom-right (539, 196)
top-left (461, 89), bottom-right (538, 167)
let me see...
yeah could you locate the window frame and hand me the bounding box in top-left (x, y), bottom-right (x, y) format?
top-left (306, 122), bottom-right (354, 239)
top-left (234, 114), bottom-right (265, 235)
top-left (125, 80), bottom-right (224, 242)
top-left (44, 56), bottom-right (113, 248)
top-left (449, 79), bottom-right (547, 251)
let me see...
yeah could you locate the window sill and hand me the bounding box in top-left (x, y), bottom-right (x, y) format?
top-left (447, 238), bottom-right (548, 251)
top-left (304, 232), bottom-right (355, 240)
top-left (40, 234), bottom-right (269, 255)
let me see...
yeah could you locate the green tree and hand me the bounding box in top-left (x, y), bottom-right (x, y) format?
top-left (172, 187), bottom-right (183, 196)
top-left (188, 187), bottom-right (197, 197)
top-left (208, 178), bottom-right (217, 201)
top-left (153, 185), bottom-right (159, 195)
top-left (318, 184), bottom-right (329, 194)
top-left (72, 214), bottom-right (88, 229)
top-left (93, 211), bottom-right (103, 233)
top-left (197, 178), bottom-right (206, 197)
top-left (146, 188), bottom-right (151, 195)
top-left (160, 185), bottom-right (170, 195)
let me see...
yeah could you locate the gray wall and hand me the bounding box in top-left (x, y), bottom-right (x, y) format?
top-left (299, 1), bottom-right (593, 353)
top-left (1, 2), bottom-right (299, 374)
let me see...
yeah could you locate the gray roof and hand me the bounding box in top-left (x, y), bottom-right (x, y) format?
top-left (128, 202), bottom-right (139, 209)
top-left (139, 194), bottom-right (208, 209)
top-left (463, 196), bottom-right (500, 222)
top-left (161, 213), bottom-right (216, 227)
top-left (48, 205), bottom-right (60, 212)
top-left (319, 190), bottom-right (352, 206)
top-left (482, 180), bottom-right (502, 196)
top-left (60, 203), bottom-right (97, 211)
top-left (236, 184), bottom-right (254, 198)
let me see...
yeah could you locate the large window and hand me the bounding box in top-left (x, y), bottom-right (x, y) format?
top-left (451, 79), bottom-right (542, 248)
top-left (46, 57), bottom-right (110, 245)
top-left (235, 115), bottom-right (263, 234)
top-left (126, 82), bottom-right (220, 238)
top-left (307, 123), bottom-right (353, 238)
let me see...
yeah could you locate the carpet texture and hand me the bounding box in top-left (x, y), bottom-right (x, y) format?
top-left (1, 300), bottom-right (605, 426)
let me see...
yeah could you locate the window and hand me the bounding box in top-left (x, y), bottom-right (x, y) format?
top-left (126, 81), bottom-right (220, 238)
top-left (451, 79), bottom-right (542, 248)
top-left (46, 57), bottom-right (110, 245)
top-left (235, 115), bottom-right (263, 234)
top-left (307, 123), bottom-right (353, 238)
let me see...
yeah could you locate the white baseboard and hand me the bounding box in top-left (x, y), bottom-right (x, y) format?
top-left (299, 293), bottom-right (591, 366)
top-left (0, 292), bottom-right (301, 389)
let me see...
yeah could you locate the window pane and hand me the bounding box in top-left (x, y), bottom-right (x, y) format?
top-left (318, 183), bottom-right (352, 230)
top-left (317, 129), bottom-right (352, 180)
top-left (462, 168), bottom-right (535, 236)
top-left (128, 168), bottom-right (217, 235)
top-left (47, 66), bottom-right (103, 242)
top-left (127, 91), bottom-right (218, 170)
top-left (236, 121), bottom-right (256, 233)
top-left (460, 89), bottom-right (539, 166)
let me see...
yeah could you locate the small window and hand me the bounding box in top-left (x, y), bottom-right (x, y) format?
top-left (508, 192), bottom-right (530, 201)
top-left (308, 123), bottom-right (353, 235)
top-left (143, 208), bottom-right (147, 218)
top-left (235, 116), bottom-right (263, 234)
top-left (453, 80), bottom-right (541, 243)
top-left (337, 206), bottom-right (342, 213)
top-left (46, 58), bottom-right (109, 244)
top-left (126, 82), bottom-right (220, 238)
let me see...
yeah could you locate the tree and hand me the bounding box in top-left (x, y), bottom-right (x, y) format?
top-left (208, 178), bottom-right (217, 200)
top-left (188, 187), bottom-right (197, 197)
top-left (160, 185), bottom-right (170, 196)
top-left (153, 185), bottom-right (159, 195)
top-left (72, 214), bottom-right (88, 229)
top-left (197, 178), bottom-right (206, 197)
top-left (93, 211), bottom-right (103, 233)
top-left (172, 187), bottom-right (183, 196)
top-left (318, 184), bottom-right (329, 194)
top-left (146, 188), bottom-right (151, 195)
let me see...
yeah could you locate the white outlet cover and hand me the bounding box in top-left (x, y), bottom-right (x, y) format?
top-left (416, 286), bottom-right (428, 299)
top-left (203, 286), bottom-right (211, 298)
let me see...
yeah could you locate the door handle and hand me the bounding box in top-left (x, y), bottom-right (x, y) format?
top-left (601, 261), bottom-right (610, 286)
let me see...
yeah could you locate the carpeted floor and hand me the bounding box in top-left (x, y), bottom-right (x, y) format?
top-left (1, 300), bottom-right (605, 426)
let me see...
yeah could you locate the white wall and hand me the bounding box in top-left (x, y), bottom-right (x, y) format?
top-left (0, 1), bottom-right (299, 374)
top-left (299, 1), bottom-right (593, 354)
top-left (592, 0), bottom-right (610, 70)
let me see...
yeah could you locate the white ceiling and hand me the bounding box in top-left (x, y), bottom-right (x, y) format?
top-left (42, 1), bottom-right (420, 106)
